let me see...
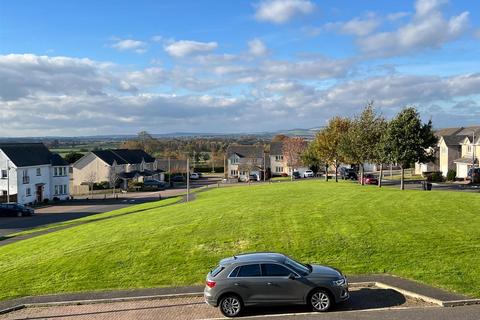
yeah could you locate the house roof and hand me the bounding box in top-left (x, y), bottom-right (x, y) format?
top-left (269, 142), bottom-right (283, 155)
top-left (227, 145), bottom-right (265, 158)
top-left (92, 149), bottom-right (155, 166)
top-left (0, 143), bottom-right (67, 167)
top-left (454, 157), bottom-right (478, 164)
top-left (436, 126), bottom-right (480, 145)
top-left (441, 135), bottom-right (468, 146)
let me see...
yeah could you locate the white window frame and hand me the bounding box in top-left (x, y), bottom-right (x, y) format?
top-left (36, 168), bottom-right (41, 176)
top-left (26, 187), bottom-right (31, 197)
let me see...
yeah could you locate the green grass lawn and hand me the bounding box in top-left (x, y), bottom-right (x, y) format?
top-left (0, 180), bottom-right (479, 301)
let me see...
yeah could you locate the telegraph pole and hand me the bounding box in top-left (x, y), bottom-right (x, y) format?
top-left (168, 156), bottom-right (171, 185)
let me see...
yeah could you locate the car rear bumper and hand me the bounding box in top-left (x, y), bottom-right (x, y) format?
top-left (204, 289), bottom-right (217, 307)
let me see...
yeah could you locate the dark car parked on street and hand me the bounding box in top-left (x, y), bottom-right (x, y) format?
top-left (143, 179), bottom-right (166, 190)
top-left (0, 203), bottom-right (35, 217)
top-left (204, 252), bottom-right (349, 317)
top-left (339, 167), bottom-right (357, 180)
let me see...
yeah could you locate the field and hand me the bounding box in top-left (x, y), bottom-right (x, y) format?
top-left (0, 180), bottom-right (479, 301)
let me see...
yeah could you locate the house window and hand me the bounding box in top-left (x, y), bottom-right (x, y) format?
top-left (467, 145), bottom-right (472, 153)
top-left (36, 168), bottom-right (41, 176)
top-left (26, 188), bottom-right (31, 197)
top-left (276, 166), bottom-right (284, 173)
top-left (1, 170), bottom-right (6, 179)
top-left (230, 170), bottom-right (238, 176)
top-left (275, 155), bottom-right (283, 161)
top-left (232, 156), bottom-right (239, 164)
top-left (63, 185), bottom-right (67, 194)
top-left (54, 185), bottom-right (59, 195)
top-left (22, 170), bottom-right (30, 184)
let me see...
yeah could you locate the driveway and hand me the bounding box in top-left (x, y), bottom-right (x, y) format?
top-left (0, 188), bottom-right (187, 238)
top-left (2, 286), bottom-right (479, 320)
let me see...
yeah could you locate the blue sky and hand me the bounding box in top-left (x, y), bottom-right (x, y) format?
top-left (0, 0), bottom-right (479, 136)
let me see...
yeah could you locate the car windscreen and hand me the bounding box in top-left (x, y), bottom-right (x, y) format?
top-left (284, 257), bottom-right (310, 276)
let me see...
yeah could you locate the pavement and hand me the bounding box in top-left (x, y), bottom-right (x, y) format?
top-left (1, 275), bottom-right (479, 320)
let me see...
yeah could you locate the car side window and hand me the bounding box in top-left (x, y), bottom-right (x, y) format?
top-left (262, 264), bottom-right (292, 277)
top-left (236, 264), bottom-right (261, 277)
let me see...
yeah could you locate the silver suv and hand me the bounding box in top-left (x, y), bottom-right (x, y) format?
top-left (204, 252), bottom-right (349, 317)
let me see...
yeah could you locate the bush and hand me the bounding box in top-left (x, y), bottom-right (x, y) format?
top-left (93, 181), bottom-right (110, 190)
top-left (53, 197), bottom-right (60, 202)
top-left (446, 169), bottom-right (456, 181)
top-left (281, 173), bottom-right (288, 177)
top-left (426, 171), bottom-right (444, 182)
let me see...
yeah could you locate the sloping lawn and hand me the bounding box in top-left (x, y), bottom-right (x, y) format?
top-left (0, 180), bottom-right (479, 300)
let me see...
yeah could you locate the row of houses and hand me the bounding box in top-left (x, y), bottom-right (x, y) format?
top-left (0, 143), bottom-right (167, 205)
top-left (415, 126), bottom-right (480, 178)
top-left (226, 142), bottom-right (309, 180)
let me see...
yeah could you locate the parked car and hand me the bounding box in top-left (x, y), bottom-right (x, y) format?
top-left (339, 167), bottom-right (357, 180)
top-left (190, 172), bottom-right (200, 180)
top-left (0, 203), bottom-right (35, 217)
top-left (361, 174), bottom-right (378, 185)
top-left (467, 168), bottom-right (480, 183)
top-left (143, 179), bottom-right (166, 190)
top-left (204, 252), bottom-right (349, 317)
top-left (249, 174), bottom-right (259, 182)
top-left (292, 171), bottom-right (301, 179)
top-left (303, 170), bottom-right (314, 178)
top-left (171, 175), bottom-right (185, 183)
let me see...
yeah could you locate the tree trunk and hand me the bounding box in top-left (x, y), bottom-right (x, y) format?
top-left (378, 164), bottom-right (383, 188)
top-left (400, 165), bottom-right (405, 190)
top-left (325, 164), bottom-right (329, 181)
top-left (291, 166), bottom-right (294, 182)
top-left (334, 160), bottom-right (338, 182)
top-left (360, 164), bottom-right (364, 185)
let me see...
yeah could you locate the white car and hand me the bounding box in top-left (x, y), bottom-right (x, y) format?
top-left (190, 172), bottom-right (200, 180)
top-left (303, 170), bottom-right (314, 178)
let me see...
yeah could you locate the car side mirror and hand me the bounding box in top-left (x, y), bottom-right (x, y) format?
top-left (288, 273), bottom-right (296, 280)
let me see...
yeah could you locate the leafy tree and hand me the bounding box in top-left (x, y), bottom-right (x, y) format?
top-left (312, 117), bottom-right (350, 182)
top-left (301, 144), bottom-right (322, 174)
top-left (382, 107), bottom-right (437, 190)
top-left (64, 152), bottom-right (84, 164)
top-left (339, 103), bottom-right (386, 185)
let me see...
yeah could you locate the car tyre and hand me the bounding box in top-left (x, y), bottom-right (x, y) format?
top-left (309, 289), bottom-right (332, 312)
top-left (219, 294), bottom-right (243, 317)
top-left (16, 211), bottom-right (23, 217)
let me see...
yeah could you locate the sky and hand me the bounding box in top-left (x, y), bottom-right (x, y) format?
top-left (1, 0), bottom-right (480, 137)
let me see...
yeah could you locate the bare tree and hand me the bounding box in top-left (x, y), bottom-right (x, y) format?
top-left (282, 137), bottom-right (308, 181)
top-left (108, 168), bottom-right (120, 197)
top-left (85, 172), bottom-right (97, 198)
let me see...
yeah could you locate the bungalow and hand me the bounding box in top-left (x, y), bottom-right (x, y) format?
top-left (0, 143), bottom-right (70, 205)
top-left (72, 149), bottom-right (164, 191)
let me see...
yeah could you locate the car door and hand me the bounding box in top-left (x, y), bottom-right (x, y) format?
top-left (260, 263), bottom-right (309, 303)
top-left (226, 264), bottom-right (267, 304)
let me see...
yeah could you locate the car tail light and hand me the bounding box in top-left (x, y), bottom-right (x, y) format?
top-left (206, 280), bottom-right (216, 288)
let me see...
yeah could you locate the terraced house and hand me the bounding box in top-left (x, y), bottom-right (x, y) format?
top-left (0, 143), bottom-right (70, 205)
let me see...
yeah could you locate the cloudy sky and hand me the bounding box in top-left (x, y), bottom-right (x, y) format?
top-left (1, 0), bottom-right (479, 137)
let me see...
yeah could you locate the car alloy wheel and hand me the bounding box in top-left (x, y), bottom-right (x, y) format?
top-left (310, 290), bottom-right (331, 312)
top-left (220, 295), bottom-right (242, 317)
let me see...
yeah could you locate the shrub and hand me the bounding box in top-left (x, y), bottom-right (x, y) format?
top-left (446, 169), bottom-right (456, 181)
top-left (426, 171), bottom-right (444, 182)
top-left (53, 197), bottom-right (60, 202)
top-left (281, 173), bottom-right (288, 177)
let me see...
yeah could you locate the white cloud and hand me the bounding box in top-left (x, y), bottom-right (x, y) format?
top-left (248, 38), bottom-right (268, 56)
top-left (164, 40), bottom-right (218, 58)
top-left (111, 39), bottom-right (147, 54)
top-left (324, 15), bottom-right (380, 37)
top-left (358, 0), bottom-right (469, 57)
top-left (254, 0), bottom-right (315, 24)
top-left (150, 35), bottom-right (163, 42)
top-left (387, 12), bottom-right (410, 21)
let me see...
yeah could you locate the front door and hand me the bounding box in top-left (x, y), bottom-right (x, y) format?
top-left (36, 185), bottom-right (43, 203)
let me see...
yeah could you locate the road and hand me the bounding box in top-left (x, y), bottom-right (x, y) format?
top-left (2, 287), bottom-right (479, 320)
